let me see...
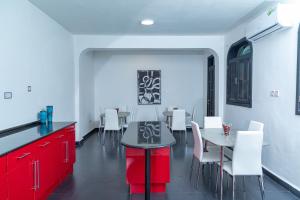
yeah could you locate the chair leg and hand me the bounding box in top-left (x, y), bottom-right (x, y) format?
top-left (102, 130), bottom-right (106, 145)
top-left (227, 172), bottom-right (230, 190)
top-left (190, 156), bottom-right (195, 181)
top-left (232, 176), bottom-right (235, 200)
top-left (215, 165), bottom-right (219, 193)
top-left (243, 176), bottom-right (246, 192)
top-left (258, 175), bottom-right (265, 200)
top-left (184, 130), bottom-right (187, 144)
top-left (196, 162), bottom-right (202, 188)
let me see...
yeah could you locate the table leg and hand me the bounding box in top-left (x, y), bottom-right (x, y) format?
top-left (145, 149), bottom-right (151, 200)
top-left (220, 146), bottom-right (224, 200)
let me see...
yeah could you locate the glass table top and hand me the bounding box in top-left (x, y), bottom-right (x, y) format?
top-left (121, 121), bottom-right (176, 149)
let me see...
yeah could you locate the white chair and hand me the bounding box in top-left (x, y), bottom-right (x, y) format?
top-left (155, 107), bottom-right (162, 121)
top-left (248, 120), bottom-right (264, 131)
top-left (216, 131), bottom-right (265, 200)
top-left (167, 106), bottom-right (177, 111)
top-left (171, 110), bottom-right (186, 132)
top-left (98, 108), bottom-right (105, 134)
top-left (186, 106), bottom-right (196, 128)
top-left (171, 110), bottom-right (187, 143)
top-left (190, 121), bottom-right (221, 186)
top-left (103, 109), bottom-right (122, 144)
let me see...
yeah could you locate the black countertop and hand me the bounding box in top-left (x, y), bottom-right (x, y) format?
top-left (0, 122), bottom-right (76, 156)
top-left (121, 121), bottom-right (176, 149)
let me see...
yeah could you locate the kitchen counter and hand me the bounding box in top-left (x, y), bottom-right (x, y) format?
top-left (0, 122), bottom-right (75, 156)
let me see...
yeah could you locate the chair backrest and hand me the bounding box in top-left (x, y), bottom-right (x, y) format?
top-left (172, 110), bottom-right (186, 131)
top-left (155, 107), bottom-right (160, 121)
top-left (248, 120), bottom-right (264, 132)
top-left (118, 105), bottom-right (127, 112)
top-left (104, 109), bottom-right (119, 130)
top-left (204, 116), bottom-right (222, 129)
top-left (191, 106), bottom-right (196, 121)
top-left (232, 131), bottom-right (263, 176)
top-left (191, 121), bottom-right (204, 161)
top-left (167, 106), bottom-right (176, 111)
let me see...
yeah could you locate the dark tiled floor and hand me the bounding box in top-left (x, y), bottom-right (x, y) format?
top-left (48, 130), bottom-right (299, 200)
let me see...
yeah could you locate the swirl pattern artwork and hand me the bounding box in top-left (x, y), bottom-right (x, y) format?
top-left (137, 70), bottom-right (161, 105)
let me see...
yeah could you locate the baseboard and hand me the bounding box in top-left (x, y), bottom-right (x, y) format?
top-left (263, 166), bottom-right (300, 198)
top-left (76, 128), bottom-right (98, 147)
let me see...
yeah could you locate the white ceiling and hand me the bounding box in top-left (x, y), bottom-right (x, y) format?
top-left (29, 0), bottom-right (276, 35)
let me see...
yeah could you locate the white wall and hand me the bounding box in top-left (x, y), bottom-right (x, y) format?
top-left (93, 50), bottom-right (206, 125)
top-left (73, 35), bottom-right (225, 138)
top-left (0, 1), bottom-right (74, 130)
top-left (224, 23), bottom-right (300, 189)
top-left (79, 51), bottom-right (95, 139)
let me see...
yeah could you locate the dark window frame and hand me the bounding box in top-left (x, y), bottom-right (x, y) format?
top-left (296, 26), bottom-right (300, 115)
top-left (226, 37), bottom-right (253, 108)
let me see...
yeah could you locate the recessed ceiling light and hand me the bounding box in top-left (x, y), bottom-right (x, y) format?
top-left (141, 19), bottom-right (154, 26)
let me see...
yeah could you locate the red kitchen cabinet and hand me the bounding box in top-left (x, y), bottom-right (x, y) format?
top-left (34, 135), bottom-right (57, 200)
top-left (7, 145), bottom-right (36, 200)
top-left (64, 125), bottom-right (76, 165)
top-left (4, 124), bottom-right (76, 200)
top-left (52, 130), bottom-right (68, 182)
top-left (0, 156), bottom-right (7, 200)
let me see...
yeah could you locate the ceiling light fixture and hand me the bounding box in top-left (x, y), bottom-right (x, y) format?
top-left (141, 19), bottom-right (154, 26)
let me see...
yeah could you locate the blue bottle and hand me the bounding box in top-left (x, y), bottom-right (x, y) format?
top-left (46, 105), bottom-right (53, 123)
top-left (39, 110), bottom-right (47, 124)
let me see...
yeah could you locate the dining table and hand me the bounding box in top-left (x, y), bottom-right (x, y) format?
top-left (121, 121), bottom-right (176, 200)
top-left (201, 128), bottom-right (268, 200)
top-left (162, 111), bottom-right (191, 128)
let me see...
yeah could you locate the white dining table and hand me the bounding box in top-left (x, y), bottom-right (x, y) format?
top-left (201, 128), bottom-right (268, 200)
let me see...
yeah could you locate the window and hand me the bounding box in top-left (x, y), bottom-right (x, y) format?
top-left (296, 26), bottom-right (300, 115)
top-left (226, 38), bottom-right (253, 108)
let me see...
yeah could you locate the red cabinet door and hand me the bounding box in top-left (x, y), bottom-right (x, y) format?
top-left (7, 145), bottom-right (36, 200)
top-left (0, 156), bottom-right (7, 200)
top-left (64, 125), bottom-right (76, 165)
top-left (35, 136), bottom-right (57, 200)
top-left (52, 130), bottom-right (69, 181)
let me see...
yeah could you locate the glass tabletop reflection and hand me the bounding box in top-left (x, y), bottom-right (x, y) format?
top-left (121, 121), bottom-right (176, 149)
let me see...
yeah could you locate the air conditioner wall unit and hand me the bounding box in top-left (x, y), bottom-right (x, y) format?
top-left (246, 4), bottom-right (294, 42)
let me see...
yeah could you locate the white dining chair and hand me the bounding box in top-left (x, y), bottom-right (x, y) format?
top-left (155, 106), bottom-right (162, 121)
top-left (190, 121), bottom-right (221, 186)
top-left (167, 106), bottom-right (177, 111)
top-left (122, 107), bottom-right (134, 129)
top-left (204, 116), bottom-right (223, 150)
top-left (103, 109), bottom-right (122, 144)
top-left (171, 110), bottom-right (186, 132)
top-left (98, 108), bottom-right (105, 134)
top-left (186, 105), bottom-right (196, 128)
top-left (216, 131), bottom-right (265, 200)
top-left (248, 120), bottom-right (264, 132)
top-left (171, 109), bottom-right (187, 143)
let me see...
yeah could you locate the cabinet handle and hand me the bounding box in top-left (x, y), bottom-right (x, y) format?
top-left (37, 160), bottom-right (40, 189)
top-left (39, 141), bottom-right (50, 147)
top-left (33, 161), bottom-right (37, 190)
top-left (55, 135), bottom-right (64, 139)
top-left (17, 152), bottom-right (31, 160)
top-left (64, 141), bottom-right (69, 163)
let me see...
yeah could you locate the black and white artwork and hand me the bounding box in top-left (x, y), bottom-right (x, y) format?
top-left (137, 70), bottom-right (161, 105)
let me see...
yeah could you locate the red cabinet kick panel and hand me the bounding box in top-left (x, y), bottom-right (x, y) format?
top-left (126, 147), bottom-right (171, 194)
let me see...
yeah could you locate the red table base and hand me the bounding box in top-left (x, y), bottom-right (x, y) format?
top-left (126, 147), bottom-right (170, 194)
